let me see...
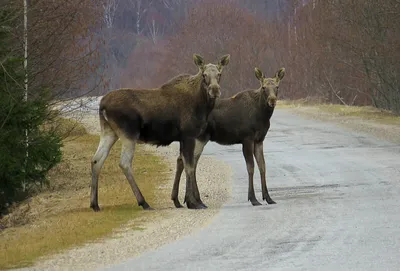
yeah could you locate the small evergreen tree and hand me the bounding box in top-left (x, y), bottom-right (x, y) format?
top-left (0, 5), bottom-right (62, 213)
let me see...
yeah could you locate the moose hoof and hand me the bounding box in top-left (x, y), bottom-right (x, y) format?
top-left (186, 201), bottom-right (207, 210)
top-left (264, 196), bottom-right (276, 204)
top-left (139, 201), bottom-right (154, 210)
top-left (90, 203), bottom-right (101, 212)
top-left (173, 201), bottom-right (183, 208)
top-left (198, 202), bottom-right (208, 209)
top-left (193, 203), bottom-right (207, 209)
top-left (250, 199), bottom-right (262, 206)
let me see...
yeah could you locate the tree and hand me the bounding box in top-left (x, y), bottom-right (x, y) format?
top-left (23, 0), bottom-right (106, 102)
top-left (150, 0), bottom-right (286, 97)
top-left (0, 0), bottom-right (107, 214)
top-left (287, 0), bottom-right (400, 111)
top-left (0, 3), bottom-right (62, 213)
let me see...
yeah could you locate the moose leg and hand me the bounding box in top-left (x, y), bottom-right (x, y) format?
top-left (171, 139), bottom-right (206, 208)
top-left (171, 141), bottom-right (186, 208)
top-left (90, 133), bottom-right (117, 212)
top-left (243, 140), bottom-right (262, 206)
top-left (172, 139), bottom-right (207, 209)
top-left (254, 142), bottom-right (276, 204)
top-left (181, 138), bottom-right (205, 209)
top-left (119, 138), bottom-right (153, 210)
top-left (192, 139), bottom-right (207, 208)
top-left (171, 153), bottom-right (184, 208)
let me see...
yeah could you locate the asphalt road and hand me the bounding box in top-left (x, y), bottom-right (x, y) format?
top-left (102, 109), bottom-right (400, 271)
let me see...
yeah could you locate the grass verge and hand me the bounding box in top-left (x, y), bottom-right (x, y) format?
top-left (0, 122), bottom-right (169, 269)
top-left (279, 99), bottom-right (400, 124)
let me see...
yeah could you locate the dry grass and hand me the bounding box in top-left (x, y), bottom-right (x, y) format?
top-left (313, 104), bottom-right (400, 125)
top-left (278, 97), bottom-right (327, 108)
top-left (277, 98), bottom-right (400, 144)
top-left (41, 115), bottom-right (89, 139)
top-left (0, 122), bottom-right (169, 269)
top-left (278, 99), bottom-right (400, 125)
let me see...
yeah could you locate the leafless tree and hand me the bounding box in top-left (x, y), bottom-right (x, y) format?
top-left (103, 0), bottom-right (120, 29)
top-left (127, 0), bottom-right (148, 34)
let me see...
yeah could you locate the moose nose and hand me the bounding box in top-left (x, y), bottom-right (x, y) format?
top-left (209, 85), bottom-right (221, 99)
top-left (268, 97), bottom-right (277, 107)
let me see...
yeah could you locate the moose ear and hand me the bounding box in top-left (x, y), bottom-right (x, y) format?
top-left (275, 67), bottom-right (285, 82)
top-left (254, 67), bottom-right (263, 81)
top-left (218, 54), bottom-right (230, 69)
top-left (193, 54), bottom-right (205, 69)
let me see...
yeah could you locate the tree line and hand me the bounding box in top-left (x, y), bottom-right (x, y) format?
top-left (103, 0), bottom-right (399, 113)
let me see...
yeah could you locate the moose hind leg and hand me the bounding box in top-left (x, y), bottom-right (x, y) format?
top-left (119, 138), bottom-right (153, 210)
top-left (90, 133), bottom-right (117, 212)
top-left (171, 154), bottom-right (184, 208)
top-left (243, 141), bottom-right (261, 206)
top-left (254, 142), bottom-right (276, 204)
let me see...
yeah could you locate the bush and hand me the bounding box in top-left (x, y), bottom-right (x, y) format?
top-left (0, 6), bottom-right (62, 214)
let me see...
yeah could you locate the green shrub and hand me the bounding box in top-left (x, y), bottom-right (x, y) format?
top-left (0, 7), bottom-right (62, 214)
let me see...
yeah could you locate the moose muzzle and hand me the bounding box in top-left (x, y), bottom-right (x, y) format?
top-left (267, 96), bottom-right (277, 108)
top-left (208, 84), bottom-right (221, 99)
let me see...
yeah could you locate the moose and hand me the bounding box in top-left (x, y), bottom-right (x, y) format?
top-left (90, 54), bottom-right (231, 211)
top-left (171, 67), bottom-right (285, 208)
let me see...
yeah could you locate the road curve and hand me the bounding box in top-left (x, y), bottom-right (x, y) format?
top-left (101, 109), bottom-right (400, 271)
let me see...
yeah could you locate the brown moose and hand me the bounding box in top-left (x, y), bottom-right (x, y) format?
top-left (90, 54), bottom-right (231, 211)
top-left (171, 67), bottom-right (285, 207)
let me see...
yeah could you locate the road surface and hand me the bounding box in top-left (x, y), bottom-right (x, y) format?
top-left (102, 109), bottom-right (400, 271)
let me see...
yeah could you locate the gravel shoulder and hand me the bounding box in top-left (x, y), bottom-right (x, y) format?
top-left (17, 98), bottom-right (232, 271)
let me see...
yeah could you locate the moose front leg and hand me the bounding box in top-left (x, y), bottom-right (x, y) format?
top-left (192, 139), bottom-right (207, 208)
top-left (243, 140), bottom-right (262, 206)
top-left (254, 141), bottom-right (276, 204)
top-left (181, 138), bottom-right (206, 209)
top-left (171, 139), bottom-right (207, 208)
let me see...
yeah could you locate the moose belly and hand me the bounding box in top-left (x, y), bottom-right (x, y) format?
top-left (181, 119), bottom-right (208, 138)
top-left (209, 127), bottom-right (244, 145)
top-left (139, 119), bottom-right (181, 146)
